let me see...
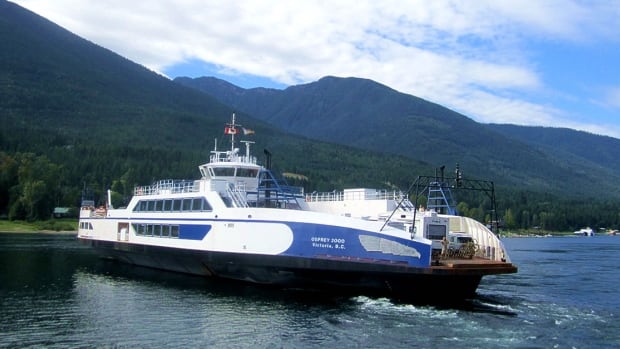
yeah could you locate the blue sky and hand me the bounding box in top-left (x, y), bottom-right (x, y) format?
top-left (14, 0), bottom-right (620, 139)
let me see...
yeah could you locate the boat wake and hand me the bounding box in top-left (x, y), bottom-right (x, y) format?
top-left (350, 293), bottom-right (518, 316)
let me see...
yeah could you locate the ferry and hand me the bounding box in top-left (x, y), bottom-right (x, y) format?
top-left (78, 114), bottom-right (517, 302)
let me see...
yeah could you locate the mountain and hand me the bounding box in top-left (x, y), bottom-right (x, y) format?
top-left (0, 0), bottom-right (427, 204)
top-left (0, 0), bottom-right (234, 151)
top-left (488, 124), bottom-right (620, 174)
top-left (175, 76), bottom-right (620, 199)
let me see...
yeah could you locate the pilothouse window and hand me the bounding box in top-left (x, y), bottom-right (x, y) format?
top-left (236, 168), bottom-right (258, 177)
top-left (213, 168), bottom-right (236, 176)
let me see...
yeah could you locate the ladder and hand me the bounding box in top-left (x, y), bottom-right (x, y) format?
top-left (226, 183), bottom-right (249, 208)
top-left (426, 181), bottom-right (457, 215)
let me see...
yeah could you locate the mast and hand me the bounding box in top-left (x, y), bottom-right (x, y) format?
top-left (223, 112), bottom-right (242, 152)
top-left (229, 113), bottom-right (237, 152)
top-left (221, 112), bottom-right (256, 163)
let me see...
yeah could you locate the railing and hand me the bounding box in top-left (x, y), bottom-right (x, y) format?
top-left (440, 242), bottom-right (478, 259)
top-left (306, 191), bottom-right (344, 202)
top-left (305, 189), bottom-right (407, 202)
top-left (226, 183), bottom-right (249, 208)
top-left (134, 179), bottom-right (197, 196)
top-left (209, 150), bottom-right (257, 164)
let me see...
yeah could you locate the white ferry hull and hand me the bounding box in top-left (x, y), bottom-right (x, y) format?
top-left (78, 207), bottom-right (505, 302)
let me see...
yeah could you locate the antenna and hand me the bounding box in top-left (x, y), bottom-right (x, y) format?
top-left (241, 140), bottom-right (255, 159)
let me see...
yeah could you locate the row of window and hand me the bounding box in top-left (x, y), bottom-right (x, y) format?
top-left (133, 197), bottom-right (212, 212)
top-left (79, 222), bottom-right (93, 230)
top-left (209, 167), bottom-right (258, 178)
top-left (133, 223), bottom-right (180, 238)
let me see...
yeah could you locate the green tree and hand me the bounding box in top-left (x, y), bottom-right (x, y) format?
top-left (0, 152), bottom-right (19, 215)
top-left (8, 153), bottom-right (62, 221)
top-left (456, 201), bottom-right (469, 216)
top-left (504, 208), bottom-right (516, 229)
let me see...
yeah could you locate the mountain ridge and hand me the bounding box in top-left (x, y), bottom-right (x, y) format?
top-left (174, 76), bottom-right (620, 198)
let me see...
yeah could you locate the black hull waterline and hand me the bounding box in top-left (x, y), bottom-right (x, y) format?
top-left (79, 238), bottom-right (516, 302)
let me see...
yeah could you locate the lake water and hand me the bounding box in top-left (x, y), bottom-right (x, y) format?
top-left (1, 232), bottom-right (619, 348)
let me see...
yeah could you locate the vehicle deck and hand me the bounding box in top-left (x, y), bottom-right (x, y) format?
top-left (433, 257), bottom-right (518, 274)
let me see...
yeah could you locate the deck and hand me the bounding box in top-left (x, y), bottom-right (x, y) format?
top-left (432, 256), bottom-right (518, 275)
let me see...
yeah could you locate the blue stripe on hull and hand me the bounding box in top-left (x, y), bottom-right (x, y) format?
top-left (180, 224), bottom-right (211, 240)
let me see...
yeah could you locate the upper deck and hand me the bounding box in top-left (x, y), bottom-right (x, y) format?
top-left (134, 179), bottom-right (197, 196)
top-left (208, 143), bottom-right (258, 166)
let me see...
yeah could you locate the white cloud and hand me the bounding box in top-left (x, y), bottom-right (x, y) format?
top-left (13, 0), bottom-right (620, 139)
top-left (600, 86), bottom-right (620, 110)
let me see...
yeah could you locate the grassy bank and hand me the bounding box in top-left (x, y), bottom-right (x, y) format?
top-left (0, 219), bottom-right (77, 233)
top-left (500, 229), bottom-right (575, 237)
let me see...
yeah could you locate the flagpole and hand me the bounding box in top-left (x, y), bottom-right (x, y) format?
top-left (231, 113), bottom-right (236, 152)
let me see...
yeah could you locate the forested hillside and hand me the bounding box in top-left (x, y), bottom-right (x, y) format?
top-left (174, 76), bottom-right (620, 201)
top-left (1, 1), bottom-right (619, 232)
top-left (0, 1), bottom-right (428, 221)
top-left (488, 124), bottom-right (620, 173)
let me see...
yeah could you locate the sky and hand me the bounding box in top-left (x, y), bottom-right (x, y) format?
top-left (13, 0), bottom-right (620, 139)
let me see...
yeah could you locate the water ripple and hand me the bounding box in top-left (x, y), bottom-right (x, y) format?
top-left (2, 234), bottom-right (620, 348)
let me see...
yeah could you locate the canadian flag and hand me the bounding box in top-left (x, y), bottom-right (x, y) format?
top-left (224, 126), bottom-right (237, 135)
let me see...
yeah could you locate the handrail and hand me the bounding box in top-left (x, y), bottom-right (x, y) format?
top-left (226, 183), bottom-right (249, 208)
top-left (305, 189), bottom-right (407, 202)
top-left (134, 179), bottom-right (197, 196)
top-left (209, 151), bottom-right (257, 165)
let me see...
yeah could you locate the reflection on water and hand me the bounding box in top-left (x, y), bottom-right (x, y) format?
top-left (1, 233), bottom-right (620, 348)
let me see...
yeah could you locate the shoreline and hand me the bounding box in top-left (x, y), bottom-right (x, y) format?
top-left (0, 219), bottom-right (77, 234)
top-left (0, 230), bottom-right (77, 234)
